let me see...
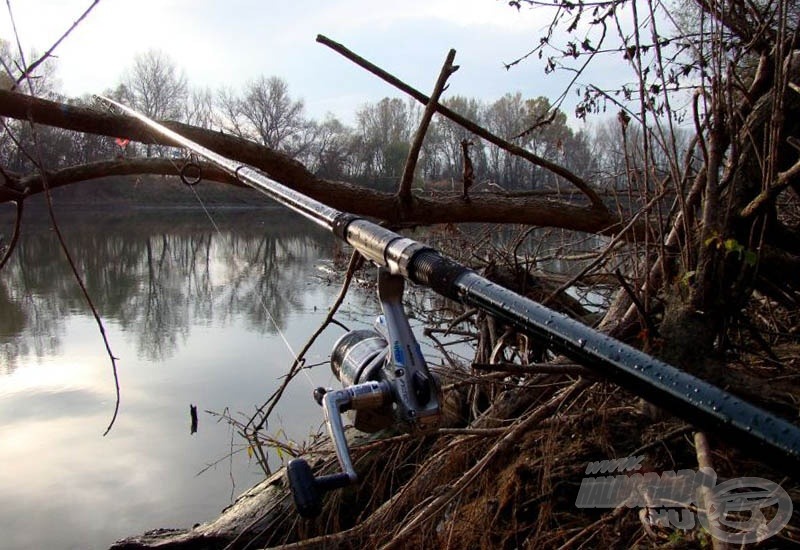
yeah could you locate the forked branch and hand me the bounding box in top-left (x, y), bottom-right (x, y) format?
top-left (398, 49), bottom-right (458, 201)
top-left (317, 34), bottom-right (608, 210)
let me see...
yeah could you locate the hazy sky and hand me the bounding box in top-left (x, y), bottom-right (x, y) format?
top-left (1, 0), bottom-right (607, 124)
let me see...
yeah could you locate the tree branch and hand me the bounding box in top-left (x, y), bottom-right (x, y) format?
top-left (5, 158), bottom-right (240, 201)
top-left (0, 90), bottom-right (637, 237)
top-left (12, 0), bottom-right (103, 89)
top-left (740, 153), bottom-right (800, 218)
top-left (398, 49), bottom-right (458, 201)
top-left (317, 34), bottom-right (608, 210)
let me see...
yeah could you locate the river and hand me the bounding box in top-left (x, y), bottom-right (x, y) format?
top-left (0, 207), bottom-right (378, 549)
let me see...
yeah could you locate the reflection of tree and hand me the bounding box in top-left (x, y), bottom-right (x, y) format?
top-left (219, 230), bottom-right (314, 331)
top-left (140, 235), bottom-right (190, 360)
top-left (0, 209), bottom-right (332, 367)
top-left (0, 281), bottom-right (33, 374)
top-left (0, 226), bottom-right (75, 373)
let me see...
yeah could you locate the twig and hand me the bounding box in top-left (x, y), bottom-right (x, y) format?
top-left (381, 379), bottom-right (590, 549)
top-left (398, 49), bottom-right (458, 201)
top-left (437, 427), bottom-right (507, 436)
top-left (613, 269), bottom-right (658, 337)
top-left (30, 129), bottom-right (121, 437)
top-left (424, 327), bottom-right (476, 338)
top-left (350, 433), bottom-right (413, 454)
top-left (557, 506), bottom-right (627, 550)
top-left (12, 0), bottom-right (103, 89)
top-left (7, 0), bottom-right (121, 435)
top-left (541, 187), bottom-right (668, 308)
top-left (316, 34), bottom-right (607, 210)
top-left (441, 371), bottom-right (509, 392)
top-left (740, 153), bottom-right (800, 218)
top-left (444, 307), bottom-right (477, 334)
top-left (472, 361), bottom-right (589, 376)
top-left (426, 333), bottom-right (463, 371)
top-left (694, 431), bottom-right (728, 550)
top-left (627, 425), bottom-right (692, 458)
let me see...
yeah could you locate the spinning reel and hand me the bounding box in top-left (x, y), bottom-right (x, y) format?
top-left (287, 268), bottom-right (441, 518)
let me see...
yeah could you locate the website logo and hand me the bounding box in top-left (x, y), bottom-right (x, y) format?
top-left (576, 456), bottom-right (792, 544)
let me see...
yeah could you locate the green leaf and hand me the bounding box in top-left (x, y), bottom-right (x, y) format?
top-left (744, 250), bottom-right (758, 266)
top-left (724, 238), bottom-right (742, 253)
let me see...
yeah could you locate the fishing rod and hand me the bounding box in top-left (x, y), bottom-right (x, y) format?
top-left (98, 96), bottom-right (800, 515)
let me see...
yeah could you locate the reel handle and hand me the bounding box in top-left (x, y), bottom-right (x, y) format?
top-left (287, 459), bottom-right (350, 518)
top-left (287, 381), bottom-right (391, 517)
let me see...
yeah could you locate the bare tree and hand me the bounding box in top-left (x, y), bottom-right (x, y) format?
top-left (427, 96), bottom-right (485, 185)
top-left (117, 50), bottom-right (187, 157)
top-left (120, 50), bottom-right (188, 121)
top-left (226, 76), bottom-right (308, 154)
top-left (183, 87), bottom-right (216, 129)
top-left (352, 97), bottom-right (420, 188)
top-left (302, 115), bottom-right (355, 179)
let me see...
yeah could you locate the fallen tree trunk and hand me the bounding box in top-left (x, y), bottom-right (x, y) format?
top-left (111, 469), bottom-right (293, 550)
top-left (109, 395), bottom-right (549, 550)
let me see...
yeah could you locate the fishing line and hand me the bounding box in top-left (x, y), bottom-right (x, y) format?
top-left (110, 115), bottom-right (312, 387)
top-left (177, 157), bottom-right (312, 386)
top-left (186, 182), bottom-right (222, 234)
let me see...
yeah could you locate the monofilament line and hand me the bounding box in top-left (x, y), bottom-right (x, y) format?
top-left (186, 181), bottom-right (311, 387)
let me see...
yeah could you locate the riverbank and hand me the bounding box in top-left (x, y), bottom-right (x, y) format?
top-left (4, 174), bottom-right (271, 211)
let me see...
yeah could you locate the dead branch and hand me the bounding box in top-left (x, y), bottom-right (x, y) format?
top-left (0, 90), bottom-right (639, 235)
top-left (2, 157), bottom-right (240, 201)
top-left (381, 378), bottom-right (590, 549)
top-left (316, 34), bottom-right (608, 210)
top-left (693, 431), bottom-right (728, 550)
top-left (472, 362), bottom-right (589, 376)
top-left (11, 0), bottom-right (103, 89)
top-left (17, 98), bottom-right (122, 434)
top-left (740, 153), bottom-right (800, 218)
top-left (398, 49), bottom-right (458, 201)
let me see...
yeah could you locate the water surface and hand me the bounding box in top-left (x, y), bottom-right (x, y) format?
top-left (0, 207), bottom-right (369, 549)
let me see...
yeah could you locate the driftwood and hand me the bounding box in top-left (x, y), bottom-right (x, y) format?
top-left (110, 469), bottom-right (293, 550)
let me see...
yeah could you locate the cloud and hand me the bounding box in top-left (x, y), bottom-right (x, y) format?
top-left (2, 0), bottom-right (555, 120)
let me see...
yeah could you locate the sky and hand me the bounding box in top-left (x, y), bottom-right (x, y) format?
top-left (0, 0), bottom-right (607, 125)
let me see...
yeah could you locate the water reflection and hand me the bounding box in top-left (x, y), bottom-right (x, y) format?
top-left (0, 207), bottom-right (357, 549)
top-left (0, 208), bottom-right (333, 368)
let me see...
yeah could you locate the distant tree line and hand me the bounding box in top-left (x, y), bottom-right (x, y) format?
top-left (1, 44), bottom-right (679, 199)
